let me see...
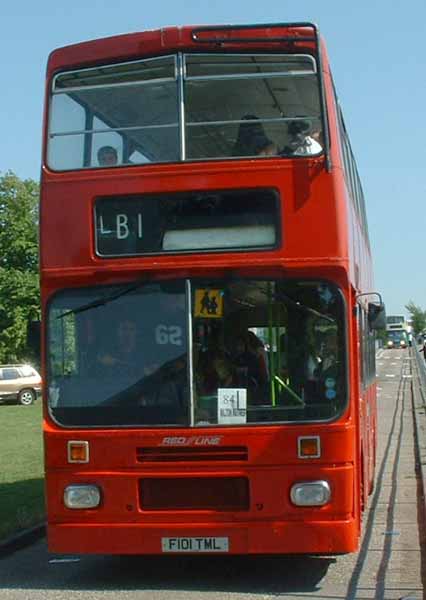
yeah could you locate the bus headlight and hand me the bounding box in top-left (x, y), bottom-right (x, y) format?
top-left (64, 485), bottom-right (101, 509)
top-left (290, 481), bottom-right (331, 506)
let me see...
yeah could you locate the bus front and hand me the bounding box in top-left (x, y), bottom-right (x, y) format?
top-left (41, 24), bottom-right (359, 555)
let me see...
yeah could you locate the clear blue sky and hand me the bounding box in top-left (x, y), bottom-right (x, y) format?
top-left (1, 1), bottom-right (425, 316)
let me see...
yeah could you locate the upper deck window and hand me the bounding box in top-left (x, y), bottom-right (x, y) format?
top-left (48, 56), bottom-right (178, 169)
top-left (47, 53), bottom-right (323, 171)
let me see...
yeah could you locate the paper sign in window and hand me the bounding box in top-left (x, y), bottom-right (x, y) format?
top-left (218, 388), bottom-right (247, 424)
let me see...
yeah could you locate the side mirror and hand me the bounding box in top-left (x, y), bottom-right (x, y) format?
top-left (368, 302), bottom-right (386, 330)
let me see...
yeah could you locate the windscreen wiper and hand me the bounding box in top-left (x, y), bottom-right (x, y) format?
top-left (57, 276), bottom-right (148, 319)
top-left (272, 290), bottom-right (335, 323)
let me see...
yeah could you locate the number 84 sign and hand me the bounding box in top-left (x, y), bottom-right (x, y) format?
top-left (218, 388), bottom-right (247, 424)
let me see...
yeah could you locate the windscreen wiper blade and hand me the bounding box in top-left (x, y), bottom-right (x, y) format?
top-left (57, 276), bottom-right (148, 319)
top-left (273, 291), bottom-right (335, 323)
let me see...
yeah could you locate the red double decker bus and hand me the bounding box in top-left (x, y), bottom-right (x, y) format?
top-left (41, 22), bottom-right (385, 555)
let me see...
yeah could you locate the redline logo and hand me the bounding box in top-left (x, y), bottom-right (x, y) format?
top-left (160, 436), bottom-right (223, 446)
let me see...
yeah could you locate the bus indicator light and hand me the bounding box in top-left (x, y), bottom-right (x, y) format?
top-left (298, 436), bottom-right (320, 459)
top-left (67, 441), bottom-right (89, 463)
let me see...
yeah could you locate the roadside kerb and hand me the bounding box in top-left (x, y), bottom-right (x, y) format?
top-left (0, 522), bottom-right (45, 557)
top-left (410, 345), bottom-right (426, 529)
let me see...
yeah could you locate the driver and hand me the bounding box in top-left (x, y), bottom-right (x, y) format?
top-left (97, 318), bottom-right (143, 378)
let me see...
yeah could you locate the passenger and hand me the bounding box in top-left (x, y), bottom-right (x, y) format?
top-left (278, 333), bottom-right (289, 379)
top-left (198, 346), bottom-right (236, 394)
top-left (310, 122), bottom-right (323, 149)
top-left (246, 331), bottom-right (269, 381)
top-left (305, 352), bottom-right (321, 381)
top-left (233, 115), bottom-right (278, 157)
top-left (97, 145), bottom-right (118, 166)
top-left (319, 329), bottom-right (339, 377)
top-left (283, 120), bottom-right (322, 156)
top-left (420, 338), bottom-right (426, 362)
top-left (232, 334), bottom-right (268, 389)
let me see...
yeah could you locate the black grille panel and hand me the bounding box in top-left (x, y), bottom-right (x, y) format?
top-left (140, 477), bottom-right (250, 511)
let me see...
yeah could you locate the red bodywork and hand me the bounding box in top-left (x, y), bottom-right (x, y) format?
top-left (40, 24), bottom-right (376, 555)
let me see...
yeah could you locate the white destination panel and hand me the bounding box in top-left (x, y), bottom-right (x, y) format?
top-left (161, 537), bottom-right (229, 553)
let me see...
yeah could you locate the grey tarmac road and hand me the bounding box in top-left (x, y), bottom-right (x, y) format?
top-left (0, 348), bottom-right (424, 600)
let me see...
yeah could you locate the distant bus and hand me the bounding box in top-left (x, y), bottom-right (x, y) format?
top-left (386, 329), bottom-right (408, 349)
top-left (40, 22), bottom-right (384, 556)
top-left (386, 315), bottom-right (409, 348)
top-left (386, 315), bottom-right (407, 331)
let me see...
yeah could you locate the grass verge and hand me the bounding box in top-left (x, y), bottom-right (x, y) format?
top-left (0, 402), bottom-right (45, 541)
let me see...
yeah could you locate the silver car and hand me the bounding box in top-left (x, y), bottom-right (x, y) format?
top-left (0, 364), bottom-right (42, 405)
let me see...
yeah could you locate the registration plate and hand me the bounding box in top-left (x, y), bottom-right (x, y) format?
top-left (161, 537), bottom-right (229, 553)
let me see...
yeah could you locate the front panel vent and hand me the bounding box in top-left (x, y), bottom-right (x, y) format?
top-left (136, 446), bottom-right (248, 463)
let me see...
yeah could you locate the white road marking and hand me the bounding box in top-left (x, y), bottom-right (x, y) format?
top-left (49, 558), bottom-right (81, 564)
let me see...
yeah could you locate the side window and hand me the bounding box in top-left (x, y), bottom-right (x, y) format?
top-left (1, 368), bottom-right (20, 380)
top-left (359, 307), bottom-right (365, 389)
top-left (48, 56), bottom-right (178, 171)
top-left (48, 95), bottom-right (86, 170)
top-left (48, 311), bottom-right (78, 377)
top-left (185, 54), bottom-right (322, 160)
top-left (358, 306), bottom-right (376, 390)
top-left (369, 329), bottom-right (376, 383)
top-left (20, 366), bottom-right (37, 378)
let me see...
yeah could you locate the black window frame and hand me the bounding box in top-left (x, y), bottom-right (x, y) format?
top-left (94, 187), bottom-right (281, 259)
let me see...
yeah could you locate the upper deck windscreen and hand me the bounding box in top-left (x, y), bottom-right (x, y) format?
top-left (386, 316), bottom-right (405, 325)
top-left (47, 53), bottom-right (323, 170)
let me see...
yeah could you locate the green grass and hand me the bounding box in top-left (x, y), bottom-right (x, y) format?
top-left (0, 402), bottom-right (45, 540)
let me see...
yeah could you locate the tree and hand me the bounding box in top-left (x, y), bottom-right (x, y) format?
top-left (0, 172), bottom-right (40, 363)
top-left (405, 301), bottom-right (426, 336)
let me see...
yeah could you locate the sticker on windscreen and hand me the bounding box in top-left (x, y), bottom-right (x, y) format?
top-left (194, 289), bottom-right (224, 318)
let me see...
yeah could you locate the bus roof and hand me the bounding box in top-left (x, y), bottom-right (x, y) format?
top-left (47, 23), bottom-right (324, 73)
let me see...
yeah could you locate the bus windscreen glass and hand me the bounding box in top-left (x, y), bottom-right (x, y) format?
top-left (47, 279), bottom-right (346, 426)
